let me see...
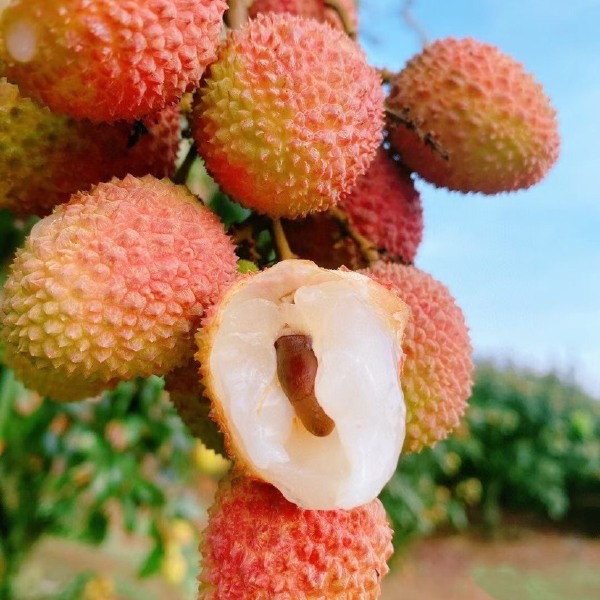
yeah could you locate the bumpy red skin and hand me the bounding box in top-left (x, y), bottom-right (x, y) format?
top-left (249, 0), bottom-right (325, 21)
top-left (193, 14), bottom-right (383, 218)
top-left (0, 0), bottom-right (227, 122)
top-left (0, 175), bottom-right (238, 401)
top-left (387, 37), bottom-right (560, 193)
top-left (199, 475), bottom-right (393, 599)
top-left (0, 80), bottom-right (180, 217)
top-left (340, 147), bottom-right (423, 264)
top-left (363, 263), bottom-right (473, 453)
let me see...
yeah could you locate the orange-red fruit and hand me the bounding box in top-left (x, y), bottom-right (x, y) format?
top-left (0, 0), bottom-right (227, 122)
top-left (0, 80), bottom-right (180, 218)
top-left (386, 37), bottom-right (560, 193)
top-left (362, 262), bottom-right (473, 452)
top-left (198, 474), bottom-right (393, 599)
top-left (340, 147), bottom-right (423, 264)
top-left (192, 14), bottom-right (383, 218)
top-left (0, 175), bottom-right (238, 401)
top-left (249, 0), bottom-right (358, 34)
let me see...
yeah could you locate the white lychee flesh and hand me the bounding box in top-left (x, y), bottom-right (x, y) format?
top-left (200, 260), bottom-right (409, 510)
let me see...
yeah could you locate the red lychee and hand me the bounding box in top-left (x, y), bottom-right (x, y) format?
top-left (386, 37), bottom-right (560, 193)
top-left (0, 79), bottom-right (180, 218)
top-left (362, 262), bottom-right (474, 452)
top-left (0, 0), bottom-right (227, 122)
top-left (198, 474), bottom-right (393, 599)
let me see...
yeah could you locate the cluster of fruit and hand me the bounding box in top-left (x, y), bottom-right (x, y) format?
top-left (0, 0), bottom-right (559, 597)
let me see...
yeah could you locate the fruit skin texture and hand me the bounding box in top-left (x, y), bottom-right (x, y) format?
top-left (0, 175), bottom-right (238, 401)
top-left (248, 0), bottom-right (358, 34)
top-left (386, 37), bottom-right (560, 193)
top-left (0, 0), bottom-right (227, 122)
top-left (362, 262), bottom-right (474, 453)
top-left (340, 147), bottom-right (423, 264)
top-left (198, 474), bottom-right (393, 599)
top-left (0, 80), bottom-right (180, 218)
top-left (192, 13), bottom-right (384, 218)
top-left (164, 359), bottom-right (226, 456)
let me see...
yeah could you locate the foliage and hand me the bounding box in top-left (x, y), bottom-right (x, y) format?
top-left (0, 365), bottom-right (199, 600)
top-left (382, 362), bottom-right (600, 547)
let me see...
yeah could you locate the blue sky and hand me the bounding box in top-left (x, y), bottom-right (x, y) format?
top-left (360, 1), bottom-right (600, 396)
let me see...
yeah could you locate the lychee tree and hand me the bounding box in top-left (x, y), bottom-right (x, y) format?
top-left (0, 0), bottom-right (559, 598)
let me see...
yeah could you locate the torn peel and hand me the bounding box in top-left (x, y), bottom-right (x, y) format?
top-left (196, 259), bottom-right (410, 510)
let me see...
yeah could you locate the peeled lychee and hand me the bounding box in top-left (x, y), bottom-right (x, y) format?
top-left (1, 175), bottom-right (238, 401)
top-left (192, 14), bottom-right (384, 218)
top-left (386, 37), bottom-right (560, 193)
top-left (0, 0), bottom-right (227, 122)
top-left (196, 259), bottom-right (409, 510)
top-left (198, 474), bottom-right (393, 599)
top-left (0, 79), bottom-right (180, 218)
top-left (362, 262), bottom-right (473, 452)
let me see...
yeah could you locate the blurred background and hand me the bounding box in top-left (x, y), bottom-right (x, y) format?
top-left (1, 1), bottom-right (599, 599)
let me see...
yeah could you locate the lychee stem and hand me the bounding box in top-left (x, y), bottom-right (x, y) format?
top-left (226, 0), bottom-right (248, 30)
top-left (173, 143), bottom-right (198, 185)
top-left (272, 218), bottom-right (298, 261)
top-left (275, 334), bottom-right (335, 437)
top-left (324, 0), bottom-right (357, 40)
top-left (329, 206), bottom-right (379, 264)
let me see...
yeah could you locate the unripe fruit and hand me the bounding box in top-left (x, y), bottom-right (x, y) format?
top-left (363, 262), bottom-right (473, 452)
top-left (0, 0), bottom-right (227, 122)
top-left (192, 14), bottom-right (384, 218)
top-left (196, 259), bottom-right (409, 510)
top-left (0, 79), bottom-right (180, 218)
top-left (387, 37), bottom-right (560, 193)
top-left (198, 474), bottom-right (393, 599)
top-left (1, 175), bottom-right (238, 401)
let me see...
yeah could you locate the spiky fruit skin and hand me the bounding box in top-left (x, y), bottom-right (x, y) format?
top-left (340, 147), bottom-right (423, 264)
top-left (192, 14), bottom-right (384, 218)
top-left (0, 80), bottom-right (180, 218)
top-left (249, 0), bottom-right (324, 22)
top-left (199, 474), bottom-right (393, 599)
top-left (363, 262), bottom-right (473, 453)
top-left (0, 175), bottom-right (238, 401)
top-left (165, 360), bottom-right (226, 456)
top-left (386, 37), bottom-right (560, 193)
top-left (248, 0), bottom-right (358, 34)
top-left (0, 0), bottom-right (227, 122)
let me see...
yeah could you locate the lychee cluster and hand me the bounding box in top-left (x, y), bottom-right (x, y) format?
top-left (0, 2), bottom-right (561, 597)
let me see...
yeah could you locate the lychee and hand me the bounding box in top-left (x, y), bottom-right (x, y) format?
top-left (198, 474), bottom-right (393, 599)
top-left (1, 175), bottom-right (238, 401)
top-left (0, 0), bottom-right (227, 122)
top-left (164, 359), bottom-right (226, 456)
top-left (340, 146), bottom-right (423, 264)
top-left (192, 13), bottom-right (384, 218)
top-left (196, 259), bottom-right (409, 510)
top-left (362, 262), bottom-right (473, 453)
top-left (0, 79), bottom-right (180, 218)
top-left (248, 0), bottom-right (358, 35)
top-left (386, 37), bottom-right (560, 193)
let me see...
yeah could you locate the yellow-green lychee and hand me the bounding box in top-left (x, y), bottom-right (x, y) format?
top-left (192, 13), bottom-right (384, 218)
top-left (0, 79), bottom-right (180, 218)
top-left (386, 37), bottom-right (560, 193)
top-left (1, 175), bottom-right (238, 401)
top-left (362, 262), bottom-right (474, 452)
